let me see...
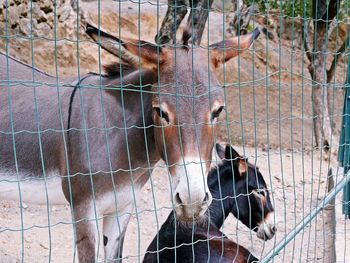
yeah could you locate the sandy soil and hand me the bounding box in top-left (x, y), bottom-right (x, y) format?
top-left (0, 149), bottom-right (337, 263)
top-left (0, 0), bottom-right (348, 262)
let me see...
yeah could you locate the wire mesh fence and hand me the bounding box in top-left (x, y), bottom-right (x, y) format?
top-left (0, 0), bottom-right (350, 262)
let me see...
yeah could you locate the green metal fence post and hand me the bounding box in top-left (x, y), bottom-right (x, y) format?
top-left (338, 33), bottom-right (350, 219)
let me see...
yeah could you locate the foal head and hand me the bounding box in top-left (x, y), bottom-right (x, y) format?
top-left (214, 144), bottom-right (276, 240)
top-left (86, 25), bottom-right (260, 220)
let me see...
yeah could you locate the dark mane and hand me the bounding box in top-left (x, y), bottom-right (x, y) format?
top-left (103, 62), bottom-right (136, 78)
top-left (181, 29), bottom-right (191, 49)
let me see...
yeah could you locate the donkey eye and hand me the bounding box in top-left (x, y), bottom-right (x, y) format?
top-left (211, 106), bottom-right (225, 121)
top-left (255, 189), bottom-right (266, 197)
top-left (153, 107), bottom-right (170, 123)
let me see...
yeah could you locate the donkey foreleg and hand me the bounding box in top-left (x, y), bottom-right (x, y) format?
top-left (103, 208), bottom-right (133, 262)
top-left (74, 207), bottom-right (100, 263)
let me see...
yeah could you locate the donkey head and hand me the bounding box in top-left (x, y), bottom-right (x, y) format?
top-left (86, 25), bottom-right (260, 221)
top-left (215, 144), bottom-right (276, 240)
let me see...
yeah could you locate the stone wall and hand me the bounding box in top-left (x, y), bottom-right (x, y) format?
top-left (0, 0), bottom-right (170, 77)
top-left (0, 0), bottom-right (81, 39)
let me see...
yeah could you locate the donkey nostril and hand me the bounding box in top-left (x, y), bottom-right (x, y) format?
top-left (175, 193), bottom-right (183, 205)
top-left (203, 193), bottom-right (209, 203)
top-left (271, 226), bottom-right (277, 233)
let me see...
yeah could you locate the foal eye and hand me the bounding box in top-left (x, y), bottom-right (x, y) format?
top-left (255, 189), bottom-right (266, 197)
top-left (211, 106), bottom-right (225, 121)
top-left (153, 107), bottom-right (170, 123)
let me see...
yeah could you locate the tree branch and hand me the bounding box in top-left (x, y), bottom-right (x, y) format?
top-left (327, 36), bottom-right (349, 83)
top-left (303, 20), bottom-right (313, 62)
top-left (327, 18), bottom-right (338, 40)
top-left (323, 0), bottom-right (342, 26)
top-left (315, 0), bottom-right (342, 32)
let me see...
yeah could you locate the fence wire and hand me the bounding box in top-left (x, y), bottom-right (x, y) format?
top-left (0, 0), bottom-right (350, 262)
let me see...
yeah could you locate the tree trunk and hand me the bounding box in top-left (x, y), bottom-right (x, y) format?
top-left (186, 0), bottom-right (214, 45)
top-left (155, 0), bottom-right (215, 45)
top-left (308, 38), bottom-right (332, 150)
top-left (155, 0), bottom-right (189, 44)
top-left (309, 67), bottom-right (333, 151)
top-left (308, 0), bottom-right (341, 151)
top-left (225, 1), bottom-right (258, 37)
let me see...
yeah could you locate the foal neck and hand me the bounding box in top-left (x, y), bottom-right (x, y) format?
top-left (207, 164), bottom-right (238, 228)
top-left (207, 198), bottom-right (231, 229)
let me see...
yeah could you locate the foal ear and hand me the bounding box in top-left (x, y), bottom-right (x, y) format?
top-left (225, 145), bottom-right (247, 176)
top-left (210, 28), bottom-right (260, 68)
top-left (86, 23), bottom-right (168, 70)
top-left (215, 143), bottom-right (226, 160)
top-left (224, 145), bottom-right (240, 161)
top-left (237, 159), bottom-right (248, 175)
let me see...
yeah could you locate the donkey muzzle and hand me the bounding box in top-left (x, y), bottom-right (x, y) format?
top-left (174, 190), bottom-right (212, 220)
top-left (172, 158), bottom-right (212, 220)
top-left (257, 211), bottom-right (277, 240)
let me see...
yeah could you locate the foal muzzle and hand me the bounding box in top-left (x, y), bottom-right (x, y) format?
top-left (257, 211), bottom-right (277, 240)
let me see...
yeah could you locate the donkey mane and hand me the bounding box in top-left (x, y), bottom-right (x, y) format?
top-left (104, 62), bottom-right (136, 78)
top-left (0, 51), bottom-right (54, 78)
top-left (181, 29), bottom-right (191, 49)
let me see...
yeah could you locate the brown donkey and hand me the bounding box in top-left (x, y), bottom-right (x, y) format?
top-left (0, 28), bottom-right (259, 262)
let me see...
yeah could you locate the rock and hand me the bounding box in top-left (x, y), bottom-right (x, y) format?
top-left (0, 0), bottom-right (6, 9)
top-left (25, 237), bottom-right (33, 243)
top-left (276, 18), bottom-right (301, 41)
top-left (58, 5), bottom-right (71, 22)
top-left (7, 5), bottom-right (19, 28)
top-left (0, 20), bottom-right (5, 34)
top-left (46, 12), bottom-right (54, 28)
top-left (39, 243), bottom-right (48, 250)
top-left (19, 18), bottom-right (30, 35)
top-left (19, 18), bottom-right (37, 36)
top-left (262, 144), bottom-right (272, 152)
top-left (32, 3), bottom-right (47, 23)
top-left (212, 0), bottom-right (233, 12)
top-left (18, 3), bottom-right (27, 17)
top-left (57, 21), bottom-right (77, 39)
top-left (39, 0), bottom-right (52, 13)
top-left (34, 22), bottom-right (51, 37)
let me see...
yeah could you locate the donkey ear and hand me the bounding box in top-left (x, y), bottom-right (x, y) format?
top-left (237, 159), bottom-right (248, 175)
top-left (215, 143), bottom-right (226, 160)
top-left (224, 145), bottom-right (240, 161)
top-left (86, 23), bottom-right (168, 70)
top-left (209, 28), bottom-right (260, 68)
top-left (225, 146), bottom-right (248, 176)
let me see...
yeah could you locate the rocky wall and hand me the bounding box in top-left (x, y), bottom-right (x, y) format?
top-left (0, 0), bottom-right (82, 40)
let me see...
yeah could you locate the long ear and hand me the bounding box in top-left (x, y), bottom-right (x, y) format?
top-left (215, 143), bottom-right (226, 160)
top-left (224, 144), bottom-right (240, 161)
top-left (210, 27), bottom-right (260, 68)
top-left (86, 23), bottom-right (168, 69)
top-left (86, 23), bottom-right (138, 66)
top-left (225, 145), bottom-right (247, 176)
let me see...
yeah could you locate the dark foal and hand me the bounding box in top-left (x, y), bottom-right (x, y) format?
top-left (143, 144), bottom-right (276, 263)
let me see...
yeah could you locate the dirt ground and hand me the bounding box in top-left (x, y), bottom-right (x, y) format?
top-left (0, 1), bottom-right (348, 262)
top-left (0, 149), bottom-right (337, 263)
